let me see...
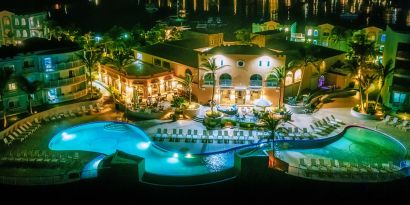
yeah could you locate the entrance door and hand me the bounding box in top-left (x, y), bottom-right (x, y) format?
top-left (236, 90), bottom-right (245, 105)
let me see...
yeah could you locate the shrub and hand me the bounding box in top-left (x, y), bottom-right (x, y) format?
top-left (353, 104), bottom-right (360, 112)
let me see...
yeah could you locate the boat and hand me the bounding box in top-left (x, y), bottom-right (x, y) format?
top-left (216, 104), bottom-right (238, 115)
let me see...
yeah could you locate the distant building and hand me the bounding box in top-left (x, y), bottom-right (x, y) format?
top-left (0, 10), bottom-right (48, 46)
top-left (0, 38), bottom-right (86, 117)
top-left (382, 26), bottom-right (410, 111)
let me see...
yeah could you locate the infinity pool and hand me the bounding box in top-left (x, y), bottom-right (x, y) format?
top-left (279, 127), bottom-right (407, 165)
top-left (49, 122), bottom-right (234, 177)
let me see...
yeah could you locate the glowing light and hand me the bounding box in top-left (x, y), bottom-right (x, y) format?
top-left (137, 142), bottom-right (151, 150)
top-left (185, 153), bottom-right (192, 158)
top-left (92, 159), bottom-right (102, 169)
top-left (173, 153), bottom-right (179, 158)
top-left (167, 157), bottom-right (179, 164)
top-left (62, 132), bottom-right (75, 141)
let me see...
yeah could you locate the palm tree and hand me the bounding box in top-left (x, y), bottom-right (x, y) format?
top-left (348, 31), bottom-right (377, 112)
top-left (254, 110), bottom-right (288, 150)
top-left (17, 76), bottom-right (42, 114)
top-left (295, 45), bottom-right (317, 100)
top-left (0, 67), bottom-right (14, 128)
top-left (267, 65), bottom-right (286, 109)
top-left (200, 57), bottom-right (229, 115)
top-left (183, 73), bottom-right (193, 104)
top-left (374, 60), bottom-right (394, 110)
top-left (77, 49), bottom-right (102, 99)
top-left (356, 74), bottom-right (378, 112)
top-left (104, 50), bottom-right (135, 75)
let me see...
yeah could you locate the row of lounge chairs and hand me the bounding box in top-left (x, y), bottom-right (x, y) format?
top-left (382, 115), bottom-right (410, 132)
top-left (308, 115), bottom-right (345, 138)
top-left (0, 150), bottom-right (80, 168)
top-left (41, 104), bottom-right (102, 123)
top-left (2, 121), bottom-right (41, 146)
top-left (153, 128), bottom-right (259, 144)
top-left (299, 158), bottom-right (403, 180)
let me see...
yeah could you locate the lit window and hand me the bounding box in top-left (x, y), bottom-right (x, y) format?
top-left (250, 74), bottom-right (262, 86)
top-left (392, 92), bottom-right (406, 104)
top-left (285, 71), bottom-right (293, 85)
top-left (8, 83), bottom-right (17, 91)
top-left (136, 53), bottom-right (142, 60)
top-left (313, 40), bottom-right (318, 45)
top-left (237, 60), bottom-right (245, 67)
top-left (220, 60), bottom-right (224, 66)
top-left (307, 29), bottom-right (312, 36)
top-left (22, 30), bottom-right (27, 37)
top-left (294, 69), bottom-right (302, 82)
top-left (204, 73), bottom-right (214, 85)
top-left (266, 61), bottom-right (270, 67)
top-left (16, 30), bottom-right (21, 37)
top-left (219, 73), bottom-right (232, 86)
top-left (266, 74), bottom-right (278, 87)
top-left (3, 17), bottom-right (10, 25)
top-left (21, 18), bottom-right (26, 25)
top-left (381, 34), bottom-right (386, 43)
top-left (313, 30), bottom-right (318, 36)
top-left (258, 60), bottom-right (262, 67)
top-left (44, 57), bottom-right (53, 71)
top-left (15, 18), bottom-right (19, 25)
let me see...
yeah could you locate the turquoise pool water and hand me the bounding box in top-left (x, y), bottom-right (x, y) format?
top-left (279, 127), bottom-right (407, 165)
top-left (49, 122), bottom-right (234, 177)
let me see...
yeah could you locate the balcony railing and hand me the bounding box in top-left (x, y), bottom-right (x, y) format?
top-left (47, 60), bottom-right (83, 72)
top-left (266, 81), bottom-right (279, 87)
top-left (219, 80), bottom-right (232, 87)
top-left (45, 75), bottom-right (86, 88)
top-left (250, 80), bottom-right (262, 87)
top-left (49, 89), bottom-right (87, 103)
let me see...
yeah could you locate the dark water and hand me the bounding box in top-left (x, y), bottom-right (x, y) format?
top-left (1, 0), bottom-right (410, 32)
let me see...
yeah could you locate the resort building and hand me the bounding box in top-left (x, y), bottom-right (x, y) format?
top-left (0, 10), bottom-right (48, 46)
top-left (0, 38), bottom-right (86, 117)
top-left (382, 26), bottom-right (410, 111)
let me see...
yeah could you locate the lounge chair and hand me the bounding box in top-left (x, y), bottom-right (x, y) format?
top-left (176, 129), bottom-right (184, 142)
top-left (170, 129), bottom-right (177, 141)
top-left (192, 130), bottom-right (198, 143)
top-left (330, 115), bottom-right (346, 125)
top-left (153, 128), bottom-right (161, 141)
top-left (201, 130), bottom-right (208, 143)
top-left (382, 115), bottom-right (391, 124)
top-left (387, 117), bottom-right (399, 126)
top-left (185, 129), bottom-right (192, 143)
top-left (239, 131), bottom-right (245, 144)
top-left (161, 128), bottom-right (168, 141)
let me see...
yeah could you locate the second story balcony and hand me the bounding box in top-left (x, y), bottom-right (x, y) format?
top-left (44, 75), bottom-right (86, 88)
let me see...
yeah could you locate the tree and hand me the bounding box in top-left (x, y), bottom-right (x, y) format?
top-left (200, 57), bottom-right (229, 115)
top-left (356, 74), bottom-right (378, 113)
top-left (374, 60), bottom-right (394, 110)
top-left (77, 49), bottom-right (102, 99)
top-left (267, 65), bottom-right (286, 109)
top-left (17, 76), bottom-right (42, 114)
top-left (103, 49), bottom-right (135, 75)
top-left (0, 67), bottom-right (14, 128)
top-left (348, 31), bottom-right (377, 112)
top-left (294, 45), bottom-right (318, 100)
top-left (254, 110), bottom-right (288, 149)
top-left (234, 28), bottom-right (252, 44)
top-left (183, 73), bottom-right (193, 104)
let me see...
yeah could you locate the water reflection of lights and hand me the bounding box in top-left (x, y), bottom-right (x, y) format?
top-left (136, 141), bottom-right (151, 150)
top-left (203, 153), bottom-right (227, 172)
top-left (62, 132), bottom-right (75, 141)
top-left (167, 157), bottom-right (179, 164)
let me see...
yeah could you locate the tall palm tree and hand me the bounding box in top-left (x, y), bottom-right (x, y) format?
top-left (267, 65), bottom-right (286, 109)
top-left (183, 73), bottom-right (193, 104)
top-left (0, 67), bottom-right (14, 128)
top-left (348, 31), bottom-right (377, 112)
top-left (17, 76), bottom-right (42, 114)
top-left (104, 50), bottom-right (135, 75)
top-left (77, 49), bottom-right (102, 99)
top-left (295, 45), bottom-right (317, 99)
top-left (200, 57), bottom-right (229, 115)
top-left (356, 74), bottom-right (378, 112)
top-left (374, 60), bottom-right (394, 110)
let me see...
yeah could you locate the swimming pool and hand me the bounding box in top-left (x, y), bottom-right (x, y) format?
top-left (49, 122), bottom-right (235, 177)
top-left (278, 126), bottom-right (407, 166)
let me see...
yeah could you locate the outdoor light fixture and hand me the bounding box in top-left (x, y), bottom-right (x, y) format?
top-left (173, 153), bottom-right (179, 158)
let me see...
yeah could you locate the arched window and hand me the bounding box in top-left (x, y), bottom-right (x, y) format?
top-left (318, 75), bottom-right (325, 87)
top-left (250, 74), bottom-right (262, 86)
top-left (285, 71), bottom-right (293, 86)
top-left (294, 69), bottom-right (302, 82)
top-left (21, 18), bottom-right (26, 25)
top-left (185, 69), bottom-right (192, 76)
top-left (14, 18), bottom-right (19, 25)
top-left (16, 30), bottom-right (21, 38)
top-left (3, 17), bottom-right (10, 25)
top-left (22, 30), bottom-right (28, 37)
top-left (219, 73), bottom-right (232, 86)
top-left (266, 74), bottom-right (278, 87)
top-left (204, 73), bottom-right (214, 85)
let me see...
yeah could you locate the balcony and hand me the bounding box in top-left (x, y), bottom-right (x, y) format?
top-left (250, 80), bottom-right (262, 87)
top-left (45, 75), bottom-right (86, 88)
top-left (47, 60), bottom-right (83, 72)
top-left (48, 89), bottom-right (87, 104)
top-left (266, 81), bottom-right (279, 87)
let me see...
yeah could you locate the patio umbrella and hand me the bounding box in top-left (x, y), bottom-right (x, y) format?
top-left (253, 98), bottom-right (272, 108)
